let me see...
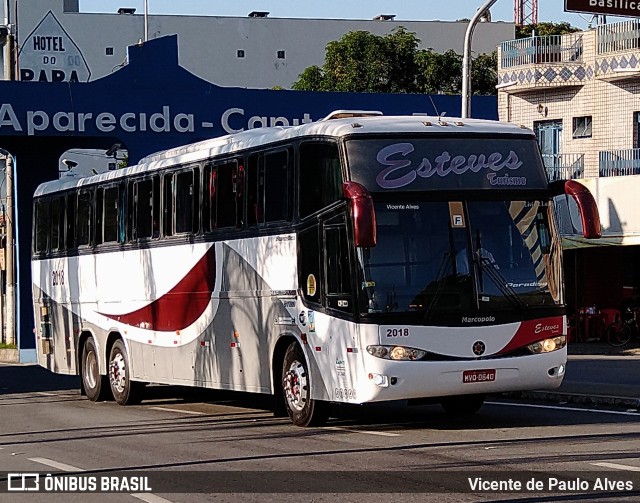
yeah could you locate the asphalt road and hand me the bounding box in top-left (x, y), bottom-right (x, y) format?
top-left (1, 364), bottom-right (640, 502)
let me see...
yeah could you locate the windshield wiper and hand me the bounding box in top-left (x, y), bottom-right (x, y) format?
top-left (423, 251), bottom-right (454, 320)
top-left (475, 254), bottom-right (528, 312)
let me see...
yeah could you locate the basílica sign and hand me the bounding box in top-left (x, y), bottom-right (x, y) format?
top-left (565, 0), bottom-right (640, 17)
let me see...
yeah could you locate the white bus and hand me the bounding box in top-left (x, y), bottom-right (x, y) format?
top-left (32, 111), bottom-right (600, 426)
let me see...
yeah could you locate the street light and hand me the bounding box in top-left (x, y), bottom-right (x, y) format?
top-left (0, 147), bottom-right (15, 347)
top-left (144, 0), bottom-right (149, 42)
top-left (461, 0), bottom-right (499, 118)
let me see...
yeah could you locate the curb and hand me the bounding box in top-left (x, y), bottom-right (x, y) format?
top-left (0, 348), bottom-right (19, 363)
top-left (502, 390), bottom-right (640, 409)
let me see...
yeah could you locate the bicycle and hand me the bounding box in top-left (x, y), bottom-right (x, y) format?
top-left (606, 308), bottom-right (639, 347)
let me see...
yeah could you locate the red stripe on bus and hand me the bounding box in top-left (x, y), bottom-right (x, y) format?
top-left (497, 316), bottom-right (564, 354)
top-left (98, 246), bottom-right (216, 332)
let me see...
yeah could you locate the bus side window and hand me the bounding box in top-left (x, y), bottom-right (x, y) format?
top-left (217, 161), bottom-right (238, 229)
top-left (163, 173), bottom-right (173, 237)
top-left (264, 149), bottom-right (292, 223)
top-left (76, 191), bottom-right (92, 247)
top-left (34, 199), bottom-right (51, 253)
top-left (203, 164), bottom-right (216, 231)
top-left (247, 154), bottom-right (260, 227)
top-left (50, 197), bottom-right (64, 252)
top-left (131, 179), bottom-right (153, 239)
top-left (102, 186), bottom-right (119, 244)
top-left (65, 193), bottom-right (75, 250)
top-left (324, 216), bottom-right (353, 313)
top-left (248, 149), bottom-right (292, 227)
top-left (299, 142), bottom-right (342, 218)
top-left (175, 167), bottom-right (199, 234)
top-left (152, 175), bottom-right (160, 238)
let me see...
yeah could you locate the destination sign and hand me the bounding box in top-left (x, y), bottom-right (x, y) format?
top-left (565, 0), bottom-right (640, 18)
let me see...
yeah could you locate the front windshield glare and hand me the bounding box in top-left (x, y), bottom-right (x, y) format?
top-left (358, 200), bottom-right (560, 316)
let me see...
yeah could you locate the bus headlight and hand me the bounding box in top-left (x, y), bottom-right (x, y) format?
top-left (527, 336), bottom-right (566, 354)
top-left (366, 345), bottom-right (427, 361)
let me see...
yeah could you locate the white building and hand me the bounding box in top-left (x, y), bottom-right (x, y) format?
top-left (1, 0), bottom-right (514, 88)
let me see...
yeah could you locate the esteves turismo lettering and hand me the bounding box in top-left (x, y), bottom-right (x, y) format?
top-left (375, 142), bottom-right (524, 189)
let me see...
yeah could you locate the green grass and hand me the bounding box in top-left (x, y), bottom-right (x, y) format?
top-left (0, 343), bottom-right (17, 349)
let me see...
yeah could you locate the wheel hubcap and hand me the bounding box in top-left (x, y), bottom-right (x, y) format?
top-left (109, 352), bottom-right (126, 393)
top-left (284, 360), bottom-right (308, 412)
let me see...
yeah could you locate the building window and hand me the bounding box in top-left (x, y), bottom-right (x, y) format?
top-left (277, 50), bottom-right (285, 59)
top-left (105, 47), bottom-right (114, 56)
top-left (572, 116), bottom-right (592, 138)
top-left (237, 49), bottom-right (245, 58)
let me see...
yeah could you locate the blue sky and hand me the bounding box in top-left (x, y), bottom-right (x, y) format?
top-left (79, 1), bottom-right (627, 29)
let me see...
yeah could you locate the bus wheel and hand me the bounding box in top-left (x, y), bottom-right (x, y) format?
top-left (108, 339), bottom-right (144, 406)
top-left (440, 394), bottom-right (485, 415)
top-left (81, 337), bottom-right (110, 402)
top-left (282, 342), bottom-right (328, 427)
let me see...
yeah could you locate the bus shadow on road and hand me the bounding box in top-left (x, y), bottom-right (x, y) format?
top-left (0, 364), bottom-right (79, 395)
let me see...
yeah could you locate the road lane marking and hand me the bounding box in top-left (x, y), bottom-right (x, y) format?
top-left (489, 401), bottom-right (640, 416)
top-left (591, 462), bottom-right (640, 472)
top-left (327, 426), bottom-right (400, 437)
top-left (149, 406), bottom-right (206, 415)
top-left (36, 392), bottom-right (59, 396)
top-left (28, 457), bottom-right (84, 472)
top-left (131, 494), bottom-right (173, 503)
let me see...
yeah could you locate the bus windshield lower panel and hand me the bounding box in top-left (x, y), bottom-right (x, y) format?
top-left (358, 200), bottom-right (562, 322)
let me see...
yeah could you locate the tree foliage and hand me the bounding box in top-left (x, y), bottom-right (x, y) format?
top-left (516, 22), bottom-right (580, 38)
top-left (292, 27), bottom-right (497, 96)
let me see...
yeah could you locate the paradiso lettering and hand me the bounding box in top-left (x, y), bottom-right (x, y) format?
top-left (375, 142), bottom-right (526, 189)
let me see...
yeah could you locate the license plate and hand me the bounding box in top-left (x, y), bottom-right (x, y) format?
top-left (463, 369), bottom-right (496, 383)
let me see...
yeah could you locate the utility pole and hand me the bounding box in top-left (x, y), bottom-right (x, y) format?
top-left (144, 0), bottom-right (149, 42)
top-left (2, 0), bottom-right (12, 80)
top-left (462, 0), bottom-right (499, 118)
top-left (0, 149), bottom-right (14, 346)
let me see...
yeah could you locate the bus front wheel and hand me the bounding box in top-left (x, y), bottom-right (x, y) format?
top-left (81, 337), bottom-right (111, 402)
top-left (108, 339), bottom-right (144, 405)
top-left (440, 394), bottom-right (485, 415)
top-left (282, 342), bottom-right (328, 427)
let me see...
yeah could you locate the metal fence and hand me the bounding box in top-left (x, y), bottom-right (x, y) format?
top-left (597, 20), bottom-right (640, 54)
top-left (500, 34), bottom-right (583, 69)
top-left (599, 148), bottom-right (640, 176)
top-left (542, 153), bottom-right (584, 182)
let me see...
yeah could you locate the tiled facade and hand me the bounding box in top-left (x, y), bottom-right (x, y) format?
top-left (498, 22), bottom-right (640, 179)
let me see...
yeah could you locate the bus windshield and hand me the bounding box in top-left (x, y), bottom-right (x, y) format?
top-left (357, 199), bottom-right (562, 318)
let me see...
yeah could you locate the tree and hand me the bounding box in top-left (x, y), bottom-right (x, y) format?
top-left (292, 28), bottom-right (498, 96)
top-left (516, 22), bottom-right (580, 38)
top-left (470, 50), bottom-right (498, 96)
top-left (416, 49), bottom-right (463, 95)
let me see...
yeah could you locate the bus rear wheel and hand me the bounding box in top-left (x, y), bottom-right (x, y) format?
top-left (108, 339), bottom-right (144, 405)
top-left (282, 342), bottom-right (328, 427)
top-left (81, 337), bottom-right (111, 402)
top-left (440, 394), bottom-right (485, 415)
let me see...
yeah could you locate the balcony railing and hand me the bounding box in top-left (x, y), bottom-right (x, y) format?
top-left (600, 148), bottom-right (640, 176)
top-left (500, 34), bottom-right (583, 69)
top-left (597, 20), bottom-right (640, 54)
top-left (542, 153), bottom-right (584, 182)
